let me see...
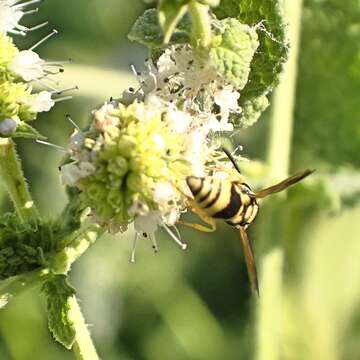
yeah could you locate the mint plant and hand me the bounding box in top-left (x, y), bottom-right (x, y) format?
top-left (0, 1), bottom-right (288, 358)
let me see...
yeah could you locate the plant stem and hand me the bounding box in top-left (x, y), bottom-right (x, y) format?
top-left (188, 0), bottom-right (212, 48)
top-left (267, 0), bottom-right (304, 180)
top-left (51, 224), bottom-right (105, 275)
top-left (69, 297), bottom-right (99, 360)
top-left (0, 138), bottom-right (39, 223)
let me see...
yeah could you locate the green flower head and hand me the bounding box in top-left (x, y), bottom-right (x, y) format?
top-left (0, 81), bottom-right (34, 122)
top-left (61, 98), bottom-right (199, 233)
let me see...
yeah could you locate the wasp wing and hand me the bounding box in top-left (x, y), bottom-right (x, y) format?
top-left (255, 169), bottom-right (315, 199)
top-left (239, 227), bottom-right (259, 296)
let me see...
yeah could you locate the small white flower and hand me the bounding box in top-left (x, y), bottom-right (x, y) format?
top-left (9, 50), bottom-right (45, 81)
top-left (26, 91), bottom-right (55, 112)
top-left (153, 182), bottom-right (174, 205)
top-left (128, 201), bottom-right (150, 217)
top-left (0, 1), bottom-right (24, 34)
top-left (214, 87), bottom-right (241, 115)
top-left (152, 133), bottom-right (166, 150)
top-left (60, 163), bottom-right (83, 186)
top-left (60, 161), bottom-right (95, 186)
top-left (162, 208), bottom-right (180, 227)
top-left (166, 106), bottom-right (192, 133)
top-left (0, 118), bottom-right (17, 134)
top-left (134, 210), bottom-right (161, 234)
top-left (133, 95), bottom-right (164, 123)
top-left (78, 161), bottom-right (96, 177)
top-left (93, 103), bottom-right (119, 131)
top-left (0, 0), bottom-right (43, 35)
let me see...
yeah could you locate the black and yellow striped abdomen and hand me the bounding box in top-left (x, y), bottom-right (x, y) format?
top-left (186, 176), bottom-right (259, 228)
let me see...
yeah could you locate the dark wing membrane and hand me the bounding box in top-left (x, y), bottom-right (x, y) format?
top-left (255, 169), bottom-right (315, 199)
top-left (239, 227), bottom-right (259, 296)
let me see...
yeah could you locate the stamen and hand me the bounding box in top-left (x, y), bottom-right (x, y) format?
top-left (66, 114), bottom-right (81, 131)
top-left (53, 95), bottom-right (73, 103)
top-left (149, 233), bottom-right (159, 253)
top-left (163, 224), bottom-right (187, 250)
top-left (13, 0), bottom-right (42, 9)
top-left (35, 140), bottom-right (67, 153)
top-left (130, 65), bottom-right (142, 85)
top-left (26, 21), bottom-right (49, 33)
top-left (29, 29), bottom-right (58, 51)
top-left (54, 86), bottom-right (79, 95)
top-left (23, 8), bottom-right (39, 15)
top-left (44, 69), bottom-right (64, 75)
top-left (130, 233), bottom-right (140, 263)
top-left (44, 59), bottom-right (72, 66)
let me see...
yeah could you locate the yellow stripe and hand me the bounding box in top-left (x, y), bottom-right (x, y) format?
top-left (199, 178), bottom-right (221, 208)
top-left (206, 180), bottom-right (232, 216)
top-left (194, 177), bottom-right (212, 202)
top-left (227, 184), bottom-right (251, 224)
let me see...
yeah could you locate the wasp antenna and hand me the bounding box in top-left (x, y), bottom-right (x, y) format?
top-left (66, 114), bottom-right (81, 131)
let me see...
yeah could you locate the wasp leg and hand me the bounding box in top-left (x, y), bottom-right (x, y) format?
top-left (178, 198), bottom-right (217, 233)
top-left (178, 218), bottom-right (217, 233)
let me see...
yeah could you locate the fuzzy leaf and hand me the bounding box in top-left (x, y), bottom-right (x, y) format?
top-left (214, 0), bottom-right (289, 125)
top-left (159, 0), bottom-right (189, 44)
top-left (42, 275), bottom-right (76, 349)
top-left (209, 18), bottom-right (259, 90)
top-left (234, 94), bottom-right (269, 128)
top-left (128, 9), bottom-right (190, 47)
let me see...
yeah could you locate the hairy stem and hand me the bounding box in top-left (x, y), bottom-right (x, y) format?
top-left (69, 297), bottom-right (99, 360)
top-left (51, 224), bottom-right (105, 275)
top-left (0, 138), bottom-right (39, 223)
top-left (188, 0), bottom-right (212, 48)
top-left (267, 0), bottom-right (304, 179)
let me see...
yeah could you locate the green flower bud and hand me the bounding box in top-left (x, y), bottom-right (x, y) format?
top-left (0, 34), bottom-right (18, 81)
top-left (0, 81), bottom-right (34, 122)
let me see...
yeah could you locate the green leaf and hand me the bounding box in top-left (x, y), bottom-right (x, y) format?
top-left (42, 275), bottom-right (76, 349)
top-left (159, 0), bottom-right (189, 44)
top-left (214, 0), bottom-right (289, 124)
top-left (128, 9), bottom-right (190, 47)
top-left (212, 0), bottom-right (239, 19)
top-left (11, 122), bottom-right (46, 140)
top-left (209, 18), bottom-right (259, 90)
top-left (237, 0), bottom-right (288, 99)
top-left (234, 94), bottom-right (269, 128)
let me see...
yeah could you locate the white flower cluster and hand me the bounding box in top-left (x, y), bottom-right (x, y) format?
top-left (61, 44), bottom-right (244, 261)
top-left (0, 0), bottom-right (43, 35)
top-left (123, 44), bottom-right (241, 133)
top-left (0, 1), bottom-right (73, 135)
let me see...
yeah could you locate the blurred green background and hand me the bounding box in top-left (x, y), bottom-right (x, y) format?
top-left (1, 0), bottom-right (360, 359)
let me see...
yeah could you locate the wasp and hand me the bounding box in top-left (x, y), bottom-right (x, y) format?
top-left (179, 149), bottom-right (314, 296)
